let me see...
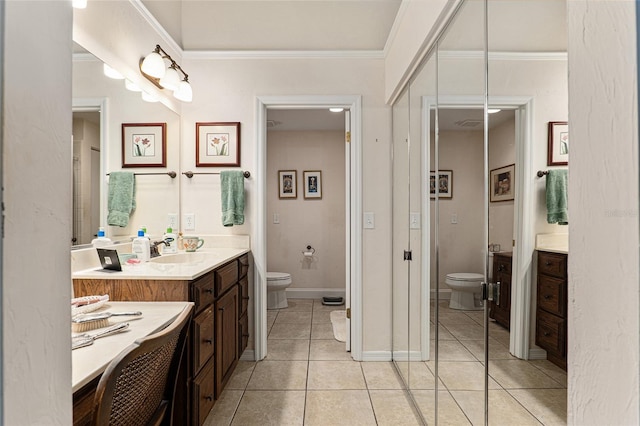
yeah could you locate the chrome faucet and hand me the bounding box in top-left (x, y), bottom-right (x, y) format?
top-left (150, 238), bottom-right (174, 258)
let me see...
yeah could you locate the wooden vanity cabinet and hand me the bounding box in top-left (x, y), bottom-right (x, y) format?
top-left (535, 251), bottom-right (568, 371)
top-left (72, 252), bottom-right (250, 426)
top-left (489, 252), bottom-right (512, 330)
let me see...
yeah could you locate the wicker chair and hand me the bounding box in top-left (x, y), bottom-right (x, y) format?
top-left (91, 304), bottom-right (193, 426)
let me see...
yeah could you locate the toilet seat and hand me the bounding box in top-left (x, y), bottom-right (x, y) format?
top-left (267, 272), bottom-right (291, 282)
top-left (266, 272), bottom-right (292, 309)
top-left (446, 272), bottom-right (484, 282)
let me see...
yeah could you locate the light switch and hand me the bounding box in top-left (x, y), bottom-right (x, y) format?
top-left (364, 212), bottom-right (375, 229)
top-left (410, 212), bottom-right (420, 229)
top-left (451, 213), bottom-right (458, 224)
top-left (273, 213), bottom-right (280, 224)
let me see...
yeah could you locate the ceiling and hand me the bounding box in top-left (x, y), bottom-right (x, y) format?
top-left (142, 0), bottom-right (403, 51)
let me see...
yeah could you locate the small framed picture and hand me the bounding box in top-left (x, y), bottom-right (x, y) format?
top-left (196, 122), bottom-right (241, 167)
top-left (547, 121), bottom-right (568, 166)
top-left (490, 164), bottom-right (515, 202)
top-left (121, 123), bottom-right (166, 168)
top-left (278, 170), bottom-right (297, 199)
top-left (303, 170), bottom-right (322, 199)
top-left (429, 170), bottom-right (453, 199)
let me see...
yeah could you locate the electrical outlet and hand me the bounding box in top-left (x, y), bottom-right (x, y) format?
top-left (364, 212), bottom-right (375, 229)
top-left (167, 213), bottom-right (178, 230)
top-left (184, 213), bottom-right (195, 231)
top-left (451, 213), bottom-right (458, 224)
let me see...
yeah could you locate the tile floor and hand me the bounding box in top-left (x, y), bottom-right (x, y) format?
top-left (204, 299), bottom-right (567, 425)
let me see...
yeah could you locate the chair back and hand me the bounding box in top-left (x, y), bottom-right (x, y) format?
top-left (91, 304), bottom-right (193, 426)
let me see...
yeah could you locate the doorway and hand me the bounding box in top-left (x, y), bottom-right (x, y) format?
top-left (255, 95), bottom-right (363, 361)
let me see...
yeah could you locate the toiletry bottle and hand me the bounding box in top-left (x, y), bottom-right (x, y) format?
top-left (132, 229), bottom-right (151, 262)
top-left (91, 227), bottom-right (112, 247)
top-left (178, 232), bottom-right (184, 251)
top-left (163, 227), bottom-right (178, 254)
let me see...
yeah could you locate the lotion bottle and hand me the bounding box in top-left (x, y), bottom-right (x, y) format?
top-left (163, 227), bottom-right (178, 254)
top-left (132, 229), bottom-right (151, 262)
top-left (91, 227), bottom-right (112, 247)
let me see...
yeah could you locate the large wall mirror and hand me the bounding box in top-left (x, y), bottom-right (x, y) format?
top-left (72, 42), bottom-right (181, 246)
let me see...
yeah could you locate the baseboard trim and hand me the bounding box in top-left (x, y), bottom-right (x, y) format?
top-left (285, 287), bottom-right (346, 299)
top-left (430, 289), bottom-right (452, 300)
top-left (361, 351), bottom-right (392, 361)
top-left (240, 349), bottom-right (255, 361)
top-left (391, 350), bottom-right (426, 362)
top-left (528, 347), bottom-right (547, 360)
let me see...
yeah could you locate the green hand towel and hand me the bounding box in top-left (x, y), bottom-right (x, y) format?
top-left (107, 171), bottom-right (136, 227)
top-left (221, 170), bottom-right (245, 226)
top-left (546, 169), bottom-right (568, 225)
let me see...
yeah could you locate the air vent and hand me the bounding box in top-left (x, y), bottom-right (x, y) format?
top-left (266, 120), bottom-right (282, 128)
top-left (454, 119), bottom-right (483, 128)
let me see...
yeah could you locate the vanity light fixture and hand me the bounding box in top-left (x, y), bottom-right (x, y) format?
top-left (72, 0), bottom-right (87, 9)
top-left (329, 107), bottom-right (344, 113)
top-left (125, 79), bottom-right (142, 92)
top-left (103, 63), bottom-right (124, 80)
top-left (141, 91), bottom-right (159, 103)
top-left (140, 44), bottom-right (192, 102)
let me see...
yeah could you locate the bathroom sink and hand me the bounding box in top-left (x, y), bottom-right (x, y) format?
top-left (149, 252), bottom-right (210, 264)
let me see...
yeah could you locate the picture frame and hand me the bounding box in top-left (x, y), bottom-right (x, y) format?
top-left (278, 170), bottom-right (297, 199)
top-left (303, 170), bottom-right (322, 199)
top-left (121, 123), bottom-right (166, 168)
top-left (196, 122), bottom-right (241, 167)
top-left (429, 170), bottom-right (453, 199)
top-left (547, 121), bottom-right (569, 166)
top-left (490, 164), bottom-right (515, 202)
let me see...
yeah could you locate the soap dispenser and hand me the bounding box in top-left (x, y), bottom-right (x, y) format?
top-left (132, 229), bottom-right (151, 262)
top-left (163, 227), bottom-right (178, 254)
top-left (91, 227), bottom-right (112, 248)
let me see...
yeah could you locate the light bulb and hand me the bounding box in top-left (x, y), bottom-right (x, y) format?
top-left (159, 66), bottom-right (181, 91)
top-left (125, 79), bottom-right (142, 92)
top-left (72, 0), bottom-right (87, 8)
top-left (103, 63), bottom-right (124, 80)
top-left (141, 51), bottom-right (166, 79)
top-left (488, 108), bottom-right (501, 114)
top-left (329, 107), bottom-right (344, 113)
top-left (173, 80), bottom-right (193, 102)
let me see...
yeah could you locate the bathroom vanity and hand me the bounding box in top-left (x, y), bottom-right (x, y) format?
top-left (73, 249), bottom-right (250, 426)
top-left (535, 250), bottom-right (568, 371)
top-left (489, 252), bottom-right (512, 330)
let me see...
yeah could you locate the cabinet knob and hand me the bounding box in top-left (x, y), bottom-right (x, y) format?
top-left (204, 288), bottom-right (213, 294)
top-left (242, 333), bottom-right (250, 337)
top-left (499, 265), bottom-right (505, 271)
top-left (544, 295), bottom-right (552, 300)
top-left (219, 308), bottom-right (225, 312)
top-left (543, 332), bottom-right (551, 337)
top-left (545, 261), bottom-right (552, 266)
top-left (243, 296), bottom-right (250, 300)
top-left (205, 396), bottom-right (213, 402)
top-left (204, 339), bottom-right (213, 344)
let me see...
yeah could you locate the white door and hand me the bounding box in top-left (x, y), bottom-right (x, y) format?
top-left (344, 109), bottom-right (351, 352)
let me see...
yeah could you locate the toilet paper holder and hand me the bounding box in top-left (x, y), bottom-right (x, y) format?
top-left (302, 245), bottom-right (316, 257)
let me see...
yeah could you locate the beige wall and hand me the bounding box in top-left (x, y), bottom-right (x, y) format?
top-left (72, 117), bottom-right (100, 244)
top-left (266, 130), bottom-right (346, 291)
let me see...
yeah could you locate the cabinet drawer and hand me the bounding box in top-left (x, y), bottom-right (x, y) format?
top-left (238, 254), bottom-right (249, 279)
top-left (494, 254), bottom-right (512, 275)
top-left (538, 252), bottom-right (567, 279)
top-left (192, 359), bottom-right (215, 426)
top-left (215, 261), bottom-right (238, 296)
top-left (239, 276), bottom-right (249, 316)
top-left (191, 272), bottom-right (215, 314)
top-left (239, 312), bottom-right (249, 355)
top-left (535, 309), bottom-right (566, 356)
top-left (537, 275), bottom-right (567, 317)
top-left (192, 306), bottom-right (214, 374)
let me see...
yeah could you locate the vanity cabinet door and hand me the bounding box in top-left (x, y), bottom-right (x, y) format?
top-left (192, 359), bottom-right (215, 426)
top-left (192, 306), bottom-right (214, 375)
top-left (215, 286), bottom-right (238, 397)
top-left (489, 253), bottom-right (512, 330)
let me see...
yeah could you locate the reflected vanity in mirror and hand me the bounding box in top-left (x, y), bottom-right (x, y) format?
top-left (72, 42), bottom-right (181, 246)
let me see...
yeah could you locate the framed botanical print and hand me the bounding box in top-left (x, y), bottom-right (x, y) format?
top-left (121, 123), bottom-right (166, 167)
top-left (547, 121), bottom-right (568, 166)
top-left (196, 122), bottom-right (241, 167)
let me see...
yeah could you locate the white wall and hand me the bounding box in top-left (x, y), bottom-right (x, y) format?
top-left (567, 2), bottom-right (639, 424)
top-left (266, 130), bottom-right (346, 291)
top-left (3, 2), bottom-right (73, 423)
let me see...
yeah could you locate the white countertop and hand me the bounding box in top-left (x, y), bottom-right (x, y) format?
top-left (72, 301), bottom-right (193, 392)
top-left (535, 233), bottom-right (569, 254)
top-left (72, 248), bottom-right (249, 280)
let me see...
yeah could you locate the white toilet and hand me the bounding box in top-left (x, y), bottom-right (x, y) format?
top-left (267, 272), bottom-right (292, 309)
top-left (446, 272), bottom-right (484, 310)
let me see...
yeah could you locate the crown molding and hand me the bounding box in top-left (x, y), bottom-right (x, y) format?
top-left (73, 52), bottom-right (99, 62)
top-left (438, 50), bottom-right (568, 61)
top-left (129, 0), bottom-right (183, 58)
top-left (183, 50), bottom-right (385, 60)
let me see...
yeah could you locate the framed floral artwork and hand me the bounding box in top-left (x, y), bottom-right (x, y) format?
top-left (490, 164), bottom-right (515, 202)
top-left (547, 121), bottom-right (568, 166)
top-left (303, 170), bottom-right (322, 199)
top-left (429, 170), bottom-right (453, 199)
top-left (121, 123), bottom-right (166, 167)
top-left (278, 170), bottom-right (297, 199)
top-left (196, 122), bottom-right (241, 167)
